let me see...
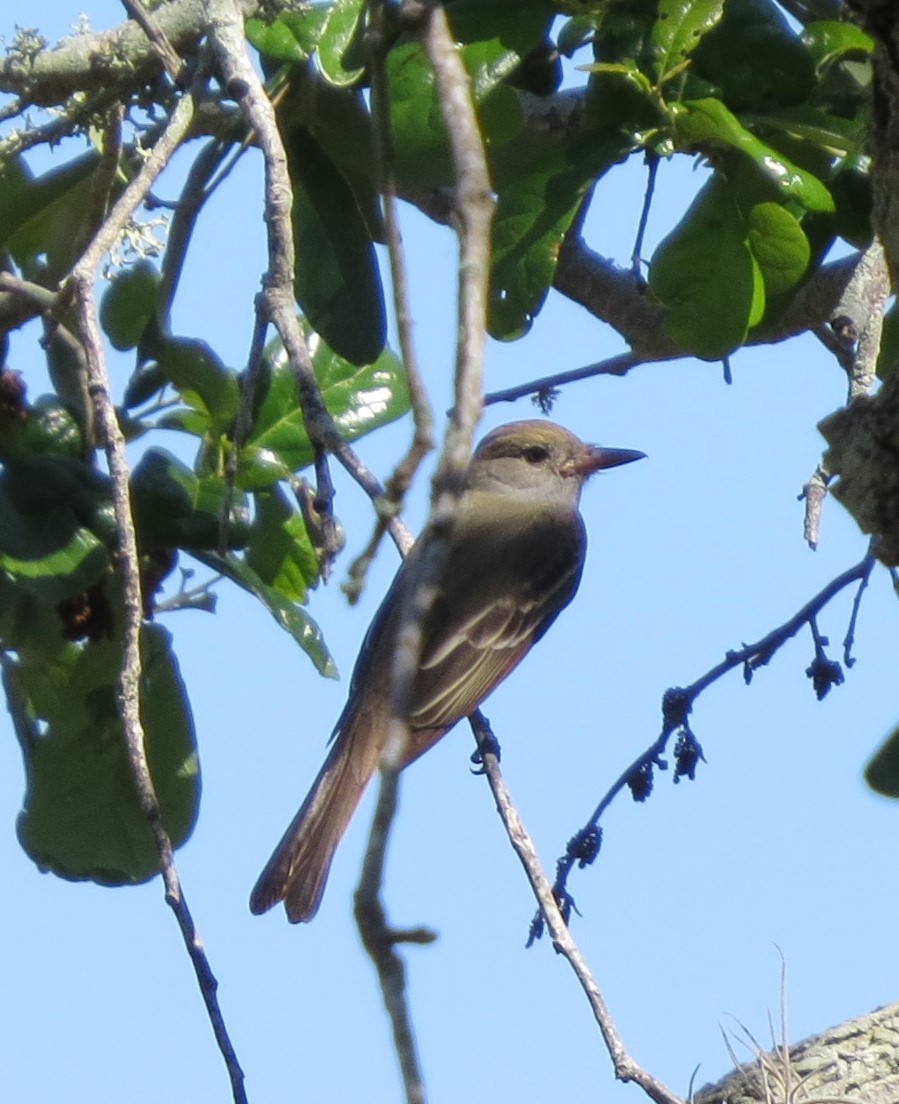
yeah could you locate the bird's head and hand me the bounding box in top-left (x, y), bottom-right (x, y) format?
top-left (468, 420), bottom-right (644, 499)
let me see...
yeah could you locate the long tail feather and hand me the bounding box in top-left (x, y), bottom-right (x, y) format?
top-left (249, 721), bottom-right (379, 923)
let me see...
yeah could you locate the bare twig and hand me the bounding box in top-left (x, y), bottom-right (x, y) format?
top-left (540, 552), bottom-right (878, 931)
top-left (119, 0), bottom-right (186, 83)
top-left (344, 4), bottom-right (436, 604)
top-left (61, 72), bottom-right (248, 1104)
top-left (354, 768), bottom-right (437, 1104)
top-left (351, 5), bottom-right (496, 1101)
top-left (469, 712), bottom-right (684, 1104)
top-left (205, 0), bottom-right (411, 571)
top-left (631, 152), bottom-right (658, 286)
top-left (484, 350), bottom-right (643, 407)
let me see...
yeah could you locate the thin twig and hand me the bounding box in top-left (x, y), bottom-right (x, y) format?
top-left (484, 350), bottom-right (643, 407)
top-left (469, 712), bottom-right (684, 1104)
top-left (63, 72), bottom-right (248, 1104)
top-left (119, 0), bottom-right (186, 83)
top-left (541, 552), bottom-right (879, 929)
top-left (205, 0), bottom-right (405, 568)
top-left (354, 769), bottom-right (436, 1104)
top-left (344, 3), bottom-right (436, 603)
top-left (352, 5), bottom-right (496, 1101)
top-left (631, 152), bottom-right (658, 286)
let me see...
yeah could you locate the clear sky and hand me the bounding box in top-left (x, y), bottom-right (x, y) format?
top-left (3, 4), bottom-right (898, 1103)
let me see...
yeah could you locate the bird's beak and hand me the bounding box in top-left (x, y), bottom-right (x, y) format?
top-left (572, 445), bottom-right (646, 477)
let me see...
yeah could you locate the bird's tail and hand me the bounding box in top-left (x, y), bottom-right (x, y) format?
top-left (249, 721), bottom-right (380, 923)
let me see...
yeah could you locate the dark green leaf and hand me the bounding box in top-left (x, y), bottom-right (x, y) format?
top-left (830, 154), bottom-right (873, 249)
top-left (690, 0), bottom-right (815, 111)
top-left (649, 175), bottom-right (764, 359)
top-left (2, 150), bottom-right (120, 280)
top-left (99, 261), bottom-right (161, 352)
top-left (865, 723), bottom-right (899, 799)
top-left (240, 320), bottom-right (409, 488)
top-left (11, 623), bottom-right (199, 885)
top-left (196, 550), bottom-right (336, 677)
top-left (130, 448), bottom-right (250, 551)
top-left (246, 485), bottom-right (320, 603)
top-left (877, 303), bottom-right (899, 381)
top-left (155, 336), bottom-right (240, 433)
top-left (287, 128), bottom-right (386, 366)
top-left (124, 363), bottom-right (168, 410)
top-left (489, 130), bottom-right (631, 339)
top-left (0, 458), bottom-right (112, 601)
top-left (0, 152), bottom-right (98, 265)
top-left (0, 395), bottom-right (83, 462)
top-left (740, 106), bottom-right (865, 160)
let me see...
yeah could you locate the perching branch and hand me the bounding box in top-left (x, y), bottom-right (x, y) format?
top-left (537, 551), bottom-right (879, 938)
top-left (469, 712), bottom-right (685, 1104)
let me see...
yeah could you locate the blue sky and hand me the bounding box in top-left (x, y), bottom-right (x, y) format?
top-left (3, 4), bottom-right (898, 1102)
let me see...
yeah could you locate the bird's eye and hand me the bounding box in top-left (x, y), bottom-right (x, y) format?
top-left (522, 445), bottom-right (550, 464)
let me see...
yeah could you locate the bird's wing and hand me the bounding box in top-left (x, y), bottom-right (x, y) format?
top-left (408, 503), bottom-right (586, 728)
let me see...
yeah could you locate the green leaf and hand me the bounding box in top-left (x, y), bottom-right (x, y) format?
top-left (240, 320), bottom-right (409, 488)
top-left (0, 395), bottom-right (83, 462)
top-left (0, 152), bottom-right (99, 265)
top-left (247, 8), bottom-right (328, 62)
top-left (2, 150), bottom-right (122, 280)
top-left (196, 550), bottom-right (336, 677)
top-left (130, 448), bottom-right (250, 551)
top-left (877, 303), bottom-right (899, 381)
top-left (11, 623), bottom-right (200, 885)
top-left (745, 202), bottom-right (809, 296)
top-left (155, 336), bottom-right (241, 433)
top-left (287, 128), bottom-right (386, 366)
top-left (0, 460), bottom-right (110, 602)
top-left (652, 0), bottom-right (725, 84)
top-left (124, 363), bottom-right (168, 410)
top-left (99, 261), bottom-right (161, 352)
top-left (673, 99), bottom-right (835, 213)
top-left (387, 0), bottom-right (553, 188)
top-left (740, 106), bottom-right (865, 159)
top-left (801, 20), bottom-right (873, 70)
top-left (317, 0), bottom-right (367, 87)
top-left (489, 130), bottom-right (631, 339)
top-left (865, 723), bottom-right (899, 799)
top-left (0, 573), bottom-right (69, 658)
top-left (649, 175), bottom-right (763, 360)
top-left (830, 153), bottom-right (873, 249)
top-left (245, 485), bottom-right (320, 604)
top-left (690, 0), bottom-right (815, 111)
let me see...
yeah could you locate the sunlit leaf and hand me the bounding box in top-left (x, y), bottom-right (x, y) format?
top-left (196, 550), bottom-right (336, 677)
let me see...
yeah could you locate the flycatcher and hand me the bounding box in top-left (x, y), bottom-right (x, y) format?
top-left (250, 420), bottom-right (643, 922)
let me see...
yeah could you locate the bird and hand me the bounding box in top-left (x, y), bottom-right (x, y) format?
top-left (249, 419), bottom-right (644, 922)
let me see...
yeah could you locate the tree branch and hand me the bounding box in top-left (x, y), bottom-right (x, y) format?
top-left (57, 64), bottom-right (248, 1104)
top-left (539, 552), bottom-right (878, 934)
top-left (0, 0), bottom-right (256, 103)
top-left (470, 712), bottom-right (684, 1104)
